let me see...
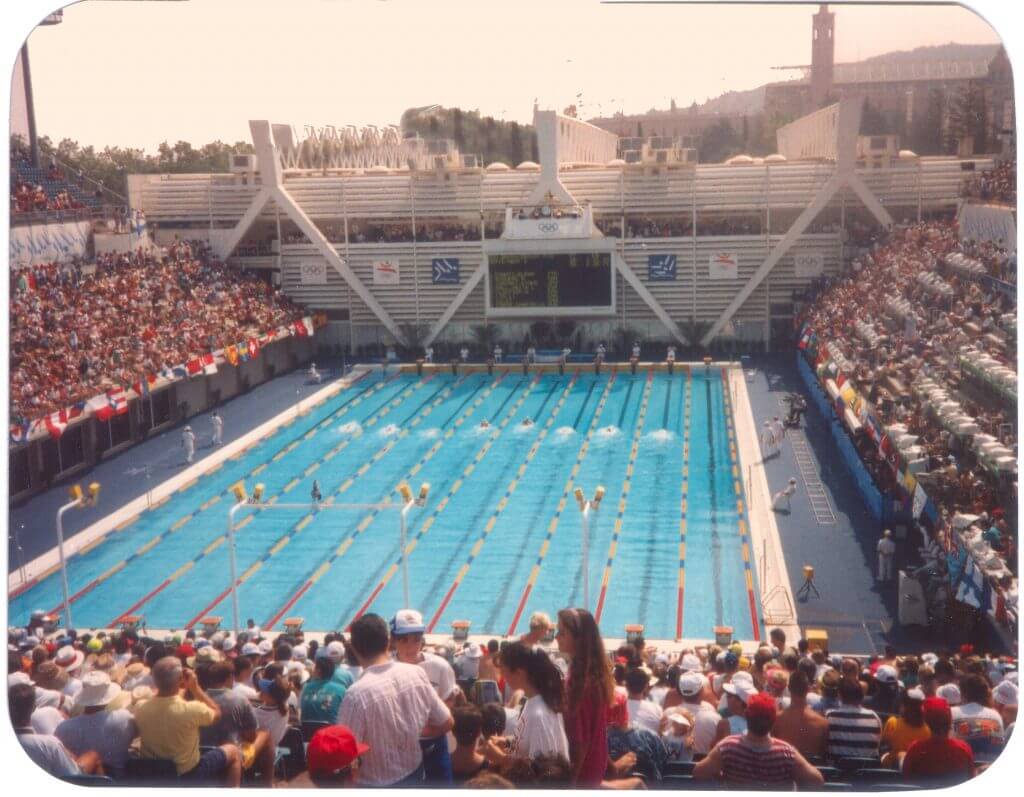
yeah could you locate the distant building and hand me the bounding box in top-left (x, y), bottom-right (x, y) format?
top-left (765, 5), bottom-right (1013, 154)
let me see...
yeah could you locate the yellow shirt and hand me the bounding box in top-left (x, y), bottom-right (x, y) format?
top-left (134, 694), bottom-right (216, 774)
top-left (881, 715), bottom-right (932, 754)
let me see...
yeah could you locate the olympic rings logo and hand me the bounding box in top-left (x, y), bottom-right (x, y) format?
top-left (538, 222), bottom-right (560, 233)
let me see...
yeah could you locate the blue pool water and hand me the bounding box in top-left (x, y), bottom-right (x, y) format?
top-left (10, 370), bottom-right (762, 641)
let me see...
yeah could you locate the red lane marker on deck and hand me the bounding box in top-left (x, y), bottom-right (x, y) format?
top-left (594, 584), bottom-right (609, 624)
top-left (264, 580), bottom-right (313, 631)
top-left (111, 579), bottom-right (171, 626)
top-left (748, 590), bottom-right (761, 642)
top-left (185, 585), bottom-right (235, 629)
top-left (506, 583), bottom-right (534, 638)
top-left (425, 581), bottom-right (460, 634)
top-left (49, 577), bottom-right (102, 616)
top-left (347, 583), bottom-right (387, 630)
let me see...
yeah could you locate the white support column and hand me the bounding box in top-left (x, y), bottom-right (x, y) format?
top-left (846, 172), bottom-right (895, 229)
top-left (612, 253), bottom-right (688, 345)
top-left (423, 261), bottom-right (487, 347)
top-left (213, 186), bottom-right (272, 261)
top-left (701, 172), bottom-right (843, 346)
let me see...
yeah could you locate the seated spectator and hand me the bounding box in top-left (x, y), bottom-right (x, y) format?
top-left (693, 693), bottom-right (824, 788)
top-left (199, 661), bottom-right (275, 784)
top-left (299, 648), bottom-right (350, 724)
top-left (826, 678), bottom-right (882, 762)
top-left (675, 670), bottom-right (722, 755)
top-left (992, 680), bottom-right (1017, 739)
top-left (9, 682), bottom-right (102, 777)
top-left (880, 687), bottom-right (931, 766)
top-left (606, 689), bottom-right (670, 781)
top-left (133, 656), bottom-right (241, 785)
top-left (772, 671), bottom-right (829, 759)
top-left (451, 705), bottom-right (490, 783)
top-left (289, 725), bottom-right (369, 787)
top-left (951, 674), bottom-right (1005, 757)
top-left (902, 697), bottom-right (976, 781)
top-left (253, 664), bottom-right (293, 749)
top-left (336, 613), bottom-right (453, 786)
top-left (54, 671), bottom-right (137, 777)
top-left (623, 667), bottom-right (664, 734)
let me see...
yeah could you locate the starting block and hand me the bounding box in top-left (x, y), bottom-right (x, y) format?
top-left (715, 626), bottom-right (734, 647)
top-left (283, 617), bottom-right (304, 635)
top-left (451, 620), bottom-right (471, 642)
top-left (120, 615), bottom-right (143, 632)
top-left (199, 616), bottom-right (222, 634)
top-left (625, 624), bottom-right (645, 644)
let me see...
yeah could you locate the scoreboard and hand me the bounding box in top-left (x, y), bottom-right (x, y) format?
top-left (487, 252), bottom-right (613, 315)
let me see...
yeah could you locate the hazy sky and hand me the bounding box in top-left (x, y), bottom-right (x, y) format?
top-left (8, 0), bottom-right (1008, 152)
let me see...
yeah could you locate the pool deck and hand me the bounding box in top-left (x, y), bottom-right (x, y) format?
top-left (8, 363), bottom-right (372, 591)
top-left (8, 356), bottom-right (903, 655)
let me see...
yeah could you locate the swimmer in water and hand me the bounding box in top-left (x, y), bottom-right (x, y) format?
top-left (522, 418), bottom-right (534, 427)
top-left (479, 419), bottom-right (490, 429)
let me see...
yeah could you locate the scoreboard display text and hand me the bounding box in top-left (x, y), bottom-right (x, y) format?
top-left (488, 252), bottom-right (612, 309)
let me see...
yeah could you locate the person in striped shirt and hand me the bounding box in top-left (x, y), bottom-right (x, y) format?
top-left (826, 678), bottom-right (883, 762)
top-left (693, 693), bottom-right (823, 788)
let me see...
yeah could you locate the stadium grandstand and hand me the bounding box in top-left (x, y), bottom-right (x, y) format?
top-left (6, 38), bottom-right (1019, 795)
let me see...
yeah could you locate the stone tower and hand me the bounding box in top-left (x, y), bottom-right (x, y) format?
top-left (810, 4), bottom-right (835, 109)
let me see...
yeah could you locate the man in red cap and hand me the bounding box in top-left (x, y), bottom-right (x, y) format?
top-left (902, 698), bottom-right (975, 782)
top-left (694, 693), bottom-right (823, 788)
top-left (288, 725), bottom-right (369, 787)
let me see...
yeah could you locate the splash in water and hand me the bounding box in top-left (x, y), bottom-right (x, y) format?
top-left (420, 427), bottom-right (442, 440)
top-left (597, 425), bottom-right (621, 438)
top-left (514, 420), bottom-right (538, 434)
top-left (644, 429), bottom-right (673, 444)
top-left (379, 424), bottom-right (401, 437)
top-left (555, 426), bottom-right (576, 438)
top-left (338, 421), bottom-right (363, 435)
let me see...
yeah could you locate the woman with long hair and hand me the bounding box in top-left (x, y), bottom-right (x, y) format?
top-left (485, 642), bottom-right (568, 762)
top-left (556, 608), bottom-right (614, 786)
top-left (881, 687), bottom-right (931, 767)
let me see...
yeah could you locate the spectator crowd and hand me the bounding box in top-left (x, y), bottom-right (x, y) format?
top-left (9, 241), bottom-right (308, 425)
top-left (794, 218), bottom-right (1017, 581)
top-left (961, 160), bottom-right (1016, 205)
top-left (9, 609), bottom-right (1016, 789)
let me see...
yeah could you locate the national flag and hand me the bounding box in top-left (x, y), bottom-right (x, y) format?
top-left (225, 345), bottom-right (239, 367)
top-left (10, 420), bottom-right (31, 445)
top-left (86, 394), bottom-right (109, 416)
top-left (836, 372), bottom-right (847, 389)
top-left (293, 317), bottom-right (314, 337)
top-left (68, 401), bottom-right (86, 421)
top-left (202, 353), bottom-right (218, 375)
top-left (912, 482), bottom-right (927, 518)
top-left (133, 375), bottom-right (152, 398)
top-left (97, 387), bottom-right (129, 421)
top-left (187, 358), bottom-right (203, 377)
top-left (238, 341), bottom-right (250, 362)
top-left (172, 364), bottom-right (189, 379)
top-left (159, 366), bottom-right (176, 381)
top-left (45, 410), bottom-right (68, 439)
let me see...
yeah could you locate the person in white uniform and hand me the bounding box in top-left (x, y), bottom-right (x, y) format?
top-left (632, 342), bottom-right (641, 359)
top-left (182, 425), bottom-right (196, 464)
top-left (877, 529), bottom-right (896, 582)
top-left (493, 345), bottom-right (502, 364)
top-left (667, 345), bottom-right (676, 364)
top-left (761, 421), bottom-right (776, 457)
top-left (425, 346), bottom-right (434, 364)
top-left (211, 412), bottom-right (223, 446)
top-left (460, 347), bottom-right (469, 363)
top-left (308, 362), bottom-right (322, 384)
top-left (771, 416), bottom-right (786, 445)
top-left (772, 478), bottom-right (798, 512)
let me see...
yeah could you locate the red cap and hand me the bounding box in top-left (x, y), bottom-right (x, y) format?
top-left (745, 692), bottom-right (778, 724)
top-left (307, 726), bottom-right (369, 774)
top-left (176, 644), bottom-right (195, 659)
top-left (922, 697), bottom-right (951, 726)
top-left (959, 644), bottom-right (974, 657)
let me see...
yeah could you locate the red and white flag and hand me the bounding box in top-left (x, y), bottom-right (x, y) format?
top-left (96, 387), bottom-right (129, 421)
top-left (45, 410), bottom-right (68, 439)
top-left (201, 352), bottom-right (218, 375)
top-left (248, 336), bottom-right (261, 359)
top-left (186, 358), bottom-right (203, 377)
top-left (293, 316), bottom-right (315, 337)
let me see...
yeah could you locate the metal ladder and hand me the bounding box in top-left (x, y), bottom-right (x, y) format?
top-left (788, 429), bottom-right (837, 525)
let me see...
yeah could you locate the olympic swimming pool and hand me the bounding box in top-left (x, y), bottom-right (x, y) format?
top-left (9, 368), bottom-right (763, 641)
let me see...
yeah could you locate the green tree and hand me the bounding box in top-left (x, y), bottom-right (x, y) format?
top-left (698, 119), bottom-right (743, 164)
top-left (946, 84), bottom-right (988, 154)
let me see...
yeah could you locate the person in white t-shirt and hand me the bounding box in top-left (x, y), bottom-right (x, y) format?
top-left (625, 667), bottom-right (664, 734)
top-left (676, 672), bottom-right (722, 755)
top-left (484, 642), bottom-right (569, 763)
top-left (951, 674), bottom-right (1005, 757)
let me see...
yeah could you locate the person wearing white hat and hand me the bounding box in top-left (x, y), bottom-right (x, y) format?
top-left (390, 609), bottom-right (458, 784)
top-left (772, 478), bottom-right (799, 512)
top-left (877, 529), bottom-right (896, 582)
top-left (338, 614), bottom-right (452, 786)
top-left (992, 680), bottom-right (1017, 737)
top-left (54, 671), bottom-right (137, 777)
top-left (455, 643), bottom-right (483, 680)
top-left (676, 671), bottom-right (720, 755)
top-left (182, 425), bottom-right (196, 464)
top-left (936, 683), bottom-right (962, 707)
top-left (662, 707), bottom-right (694, 762)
